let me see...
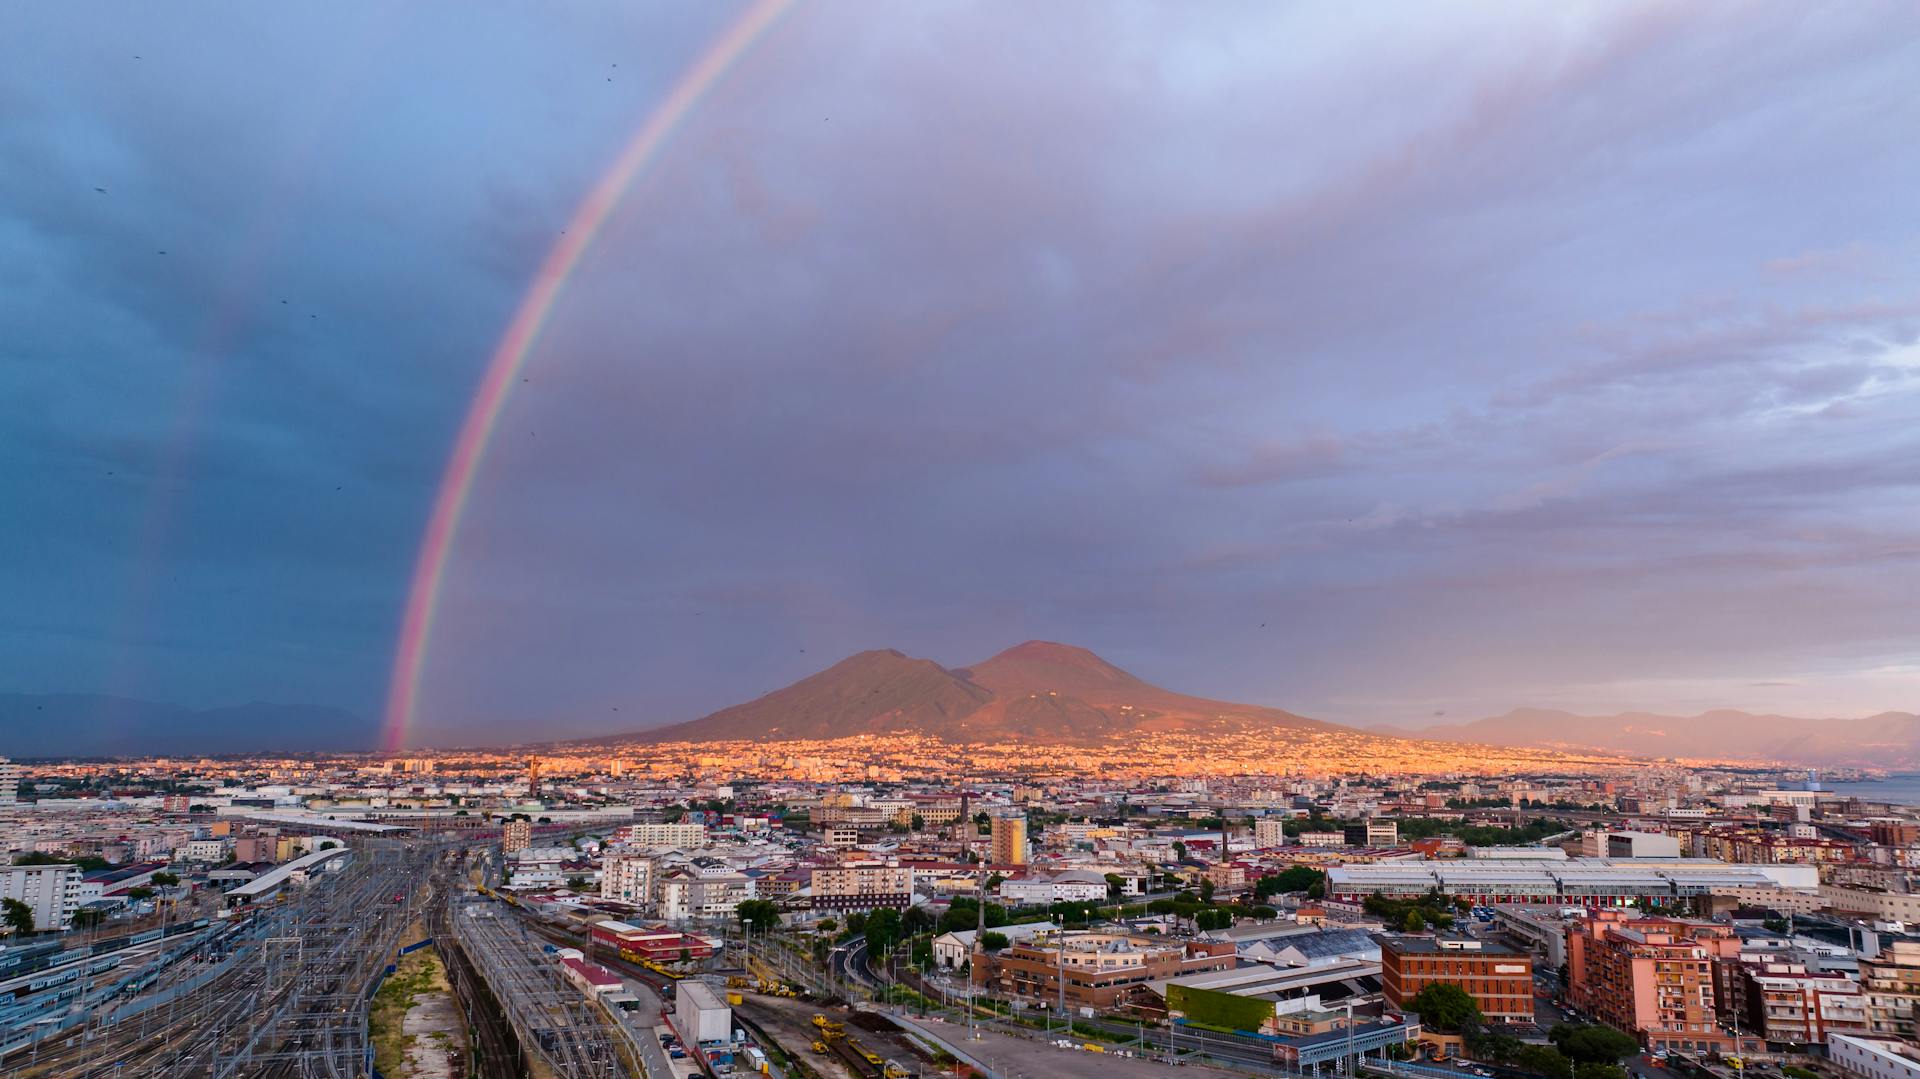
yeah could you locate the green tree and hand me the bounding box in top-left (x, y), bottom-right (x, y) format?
top-left (1104, 873), bottom-right (1126, 898)
top-left (1403, 909), bottom-right (1426, 932)
top-left (979, 931), bottom-right (1009, 952)
top-left (1407, 982), bottom-right (1482, 1034)
top-left (846, 912), bottom-right (867, 934)
top-left (1199, 879), bottom-right (1216, 904)
top-left (910, 813), bottom-right (925, 832)
top-left (903, 905), bottom-right (935, 935)
top-left (817, 917), bottom-right (837, 933)
top-left (2, 897), bottom-right (33, 935)
top-left (1551, 1024), bottom-right (1640, 1065)
top-left (1172, 841), bottom-right (1187, 862)
top-left (565, 876), bottom-right (588, 890)
top-left (736, 899), bottom-right (781, 933)
top-left (1513, 1045), bottom-right (1574, 1079)
top-left (151, 871), bottom-right (180, 887)
top-left (12, 852), bottom-right (64, 866)
top-left (864, 907), bottom-right (904, 957)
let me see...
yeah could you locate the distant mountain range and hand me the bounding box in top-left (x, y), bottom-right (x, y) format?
top-left (625, 640), bottom-right (1335, 744)
top-left (1404, 707), bottom-right (1920, 768)
top-left (9, 654), bottom-right (1913, 767)
top-left (0, 694), bottom-right (375, 758)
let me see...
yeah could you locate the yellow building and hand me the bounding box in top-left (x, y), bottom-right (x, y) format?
top-left (991, 814), bottom-right (1028, 865)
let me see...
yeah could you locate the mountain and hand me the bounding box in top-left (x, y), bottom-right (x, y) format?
top-left (629, 640), bottom-right (1335, 744)
top-left (0, 693), bottom-right (376, 758)
top-left (1411, 707), bottom-right (1920, 767)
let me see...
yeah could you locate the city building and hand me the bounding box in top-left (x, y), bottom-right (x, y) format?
top-left (809, 862), bottom-right (913, 912)
top-left (1379, 935), bottom-right (1535, 1023)
top-left (1327, 858), bottom-right (1816, 907)
top-left (0, 862), bottom-right (81, 931)
top-left (1255, 819), bottom-right (1288, 848)
top-left (932, 921), bottom-right (1059, 969)
top-left (1738, 968), bottom-right (1867, 1045)
top-left (589, 919), bottom-right (716, 962)
top-left (0, 757), bottom-right (21, 807)
top-left (503, 819), bottom-right (531, 854)
top-left (997, 870), bottom-right (1110, 906)
top-left (1606, 832), bottom-right (1682, 858)
top-left (601, 853), bottom-right (653, 906)
top-left (618, 822), bottom-right (708, 848)
top-left (1565, 911), bottom-right (1740, 1053)
top-left (1830, 1033), bottom-right (1920, 1079)
top-left (1860, 940), bottom-right (1920, 1040)
top-left (991, 814), bottom-right (1029, 866)
top-left (972, 930), bottom-right (1235, 1011)
top-left (1345, 821), bottom-right (1399, 847)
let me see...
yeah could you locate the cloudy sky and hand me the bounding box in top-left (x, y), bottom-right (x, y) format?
top-left (4, 2), bottom-right (1918, 746)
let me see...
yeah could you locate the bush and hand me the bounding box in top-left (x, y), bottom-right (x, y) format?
top-left (1407, 982), bottom-right (1482, 1034)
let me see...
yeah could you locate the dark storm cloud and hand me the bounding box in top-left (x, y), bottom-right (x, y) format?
top-left (3, 2), bottom-right (1918, 745)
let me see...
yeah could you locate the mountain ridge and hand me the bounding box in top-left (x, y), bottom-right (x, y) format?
top-left (628, 639), bottom-right (1333, 745)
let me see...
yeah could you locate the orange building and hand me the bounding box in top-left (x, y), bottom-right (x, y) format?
top-left (1565, 911), bottom-right (1740, 1053)
top-left (1379, 935), bottom-right (1535, 1023)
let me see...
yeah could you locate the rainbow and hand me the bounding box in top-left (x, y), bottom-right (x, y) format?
top-left (380, 0), bottom-right (793, 752)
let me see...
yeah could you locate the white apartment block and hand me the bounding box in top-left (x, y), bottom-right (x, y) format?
top-left (601, 853), bottom-right (654, 906)
top-left (0, 757), bottom-right (22, 807)
top-left (0, 863), bottom-right (82, 932)
top-left (1254, 819), bottom-right (1287, 848)
top-left (658, 873), bottom-right (754, 922)
top-left (619, 822), bottom-right (708, 848)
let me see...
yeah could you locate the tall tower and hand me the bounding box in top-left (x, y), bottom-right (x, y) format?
top-left (990, 814), bottom-right (1028, 866)
top-left (0, 757), bottom-right (19, 807)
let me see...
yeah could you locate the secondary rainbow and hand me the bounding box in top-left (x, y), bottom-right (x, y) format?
top-left (381, 0), bottom-right (793, 752)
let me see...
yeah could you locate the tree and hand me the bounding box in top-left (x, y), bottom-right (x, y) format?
top-left (910, 813), bottom-right (925, 832)
top-left (73, 908), bottom-right (106, 929)
top-left (1513, 1045), bottom-right (1574, 1079)
top-left (1403, 909), bottom-right (1426, 932)
top-left (979, 931), bottom-right (1009, 952)
top-left (1199, 879), bottom-right (1216, 904)
top-left (2, 898), bottom-right (33, 935)
top-left (565, 876), bottom-right (588, 890)
top-left (736, 899), bottom-right (781, 933)
top-left (864, 908), bottom-right (904, 957)
top-left (1172, 841), bottom-right (1187, 862)
top-left (1105, 873), bottom-right (1126, 898)
top-left (846, 912), bottom-right (868, 934)
top-left (12, 852), bottom-right (64, 866)
top-left (152, 872), bottom-right (180, 887)
top-left (817, 918), bottom-right (837, 933)
top-left (1407, 982), bottom-right (1482, 1034)
top-left (1551, 1024), bottom-right (1640, 1065)
top-left (902, 905), bottom-right (935, 935)
top-left (126, 887), bottom-right (155, 901)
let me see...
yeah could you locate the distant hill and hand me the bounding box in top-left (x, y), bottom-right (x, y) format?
top-left (0, 693), bottom-right (376, 758)
top-left (1411, 707), bottom-right (1920, 767)
top-left (627, 640), bottom-right (1335, 744)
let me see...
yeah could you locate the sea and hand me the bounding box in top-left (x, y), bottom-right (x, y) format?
top-left (1820, 774), bottom-right (1920, 807)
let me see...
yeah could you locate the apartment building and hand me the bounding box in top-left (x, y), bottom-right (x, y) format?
top-left (991, 814), bottom-right (1029, 865)
top-left (810, 862), bottom-right (913, 912)
top-left (1738, 968), bottom-right (1867, 1045)
top-left (971, 930), bottom-right (1235, 1011)
top-left (1860, 940), bottom-right (1920, 1040)
top-left (618, 821), bottom-right (708, 848)
top-left (1254, 819), bottom-right (1288, 849)
top-left (1565, 911), bottom-right (1740, 1053)
top-left (0, 862), bottom-right (83, 932)
top-left (600, 852), bottom-right (653, 906)
top-left (658, 871), bottom-right (754, 922)
top-left (1379, 935), bottom-right (1535, 1023)
top-left (1346, 821), bottom-right (1399, 847)
top-left (503, 819), bottom-right (532, 854)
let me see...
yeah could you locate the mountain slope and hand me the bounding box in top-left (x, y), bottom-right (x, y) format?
top-left (631, 640), bottom-right (1332, 744)
top-left (0, 694), bottom-right (376, 758)
top-left (1412, 707), bottom-right (1920, 767)
top-left (635, 649), bottom-right (993, 742)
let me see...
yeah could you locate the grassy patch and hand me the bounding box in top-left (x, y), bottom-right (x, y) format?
top-left (368, 947), bottom-right (456, 1079)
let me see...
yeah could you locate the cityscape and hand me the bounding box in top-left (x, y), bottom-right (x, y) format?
top-left (6, 4), bottom-right (1920, 1079)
